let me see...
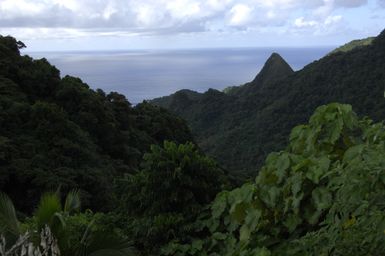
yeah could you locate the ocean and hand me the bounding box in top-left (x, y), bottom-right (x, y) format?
top-left (25, 47), bottom-right (333, 104)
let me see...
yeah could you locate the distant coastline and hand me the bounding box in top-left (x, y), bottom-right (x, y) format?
top-left (25, 47), bottom-right (333, 104)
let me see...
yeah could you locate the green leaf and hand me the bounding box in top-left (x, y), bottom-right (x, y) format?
top-left (343, 144), bottom-right (365, 163)
top-left (84, 231), bottom-right (135, 256)
top-left (283, 213), bottom-right (302, 232)
top-left (312, 187), bottom-right (332, 211)
top-left (306, 157), bottom-right (330, 184)
top-left (292, 158), bottom-right (311, 172)
top-left (212, 232), bottom-right (227, 241)
top-left (230, 203), bottom-right (247, 223)
top-left (239, 224), bottom-right (251, 242)
top-left (290, 173), bottom-right (303, 196)
top-left (64, 189), bottom-right (81, 213)
top-left (35, 192), bottom-right (62, 231)
top-left (274, 153), bottom-right (290, 183)
top-left (191, 239), bottom-right (203, 251)
top-left (244, 208), bottom-right (262, 232)
top-left (0, 193), bottom-right (20, 237)
top-left (211, 192), bottom-right (228, 219)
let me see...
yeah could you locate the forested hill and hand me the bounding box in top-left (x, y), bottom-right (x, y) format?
top-left (151, 29), bottom-right (385, 177)
top-left (0, 35), bottom-right (195, 212)
top-left (2, 33), bottom-right (385, 256)
top-left (329, 36), bottom-right (375, 55)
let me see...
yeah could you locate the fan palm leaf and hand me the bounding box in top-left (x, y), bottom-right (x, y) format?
top-left (75, 219), bottom-right (136, 256)
top-left (64, 189), bottom-right (81, 214)
top-left (35, 192), bottom-right (63, 232)
top-left (0, 193), bottom-right (20, 238)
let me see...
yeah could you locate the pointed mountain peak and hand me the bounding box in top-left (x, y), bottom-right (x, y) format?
top-left (269, 52), bottom-right (283, 59)
top-left (263, 52), bottom-right (291, 71)
top-left (251, 52), bottom-right (294, 86)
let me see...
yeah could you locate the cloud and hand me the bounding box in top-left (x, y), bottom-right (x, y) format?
top-left (293, 14), bottom-right (344, 37)
top-left (294, 17), bottom-right (318, 28)
top-left (294, 15), bottom-right (342, 29)
top-left (228, 4), bottom-right (252, 26)
top-left (0, 0), bottom-right (379, 40)
top-left (325, 15), bottom-right (342, 24)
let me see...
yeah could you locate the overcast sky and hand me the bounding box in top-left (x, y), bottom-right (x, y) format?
top-left (0, 0), bottom-right (384, 51)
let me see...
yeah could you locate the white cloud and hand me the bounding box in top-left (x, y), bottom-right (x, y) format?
top-left (293, 14), bottom-right (344, 37)
top-left (325, 15), bottom-right (342, 25)
top-left (254, 0), bottom-right (298, 9)
top-left (295, 14), bottom-right (342, 28)
top-left (0, 0), bottom-right (380, 41)
top-left (134, 4), bottom-right (163, 26)
top-left (228, 4), bottom-right (252, 26)
top-left (294, 17), bottom-right (318, 28)
top-left (0, 0), bottom-right (45, 17)
top-left (50, 0), bottom-right (79, 12)
top-left (102, 3), bottom-right (118, 20)
top-left (166, 0), bottom-right (202, 19)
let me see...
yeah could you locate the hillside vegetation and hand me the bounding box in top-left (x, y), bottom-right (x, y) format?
top-left (0, 34), bottom-right (199, 212)
top-left (0, 35), bottom-right (231, 255)
top-left (1, 32), bottom-right (385, 256)
top-left (329, 36), bottom-right (375, 55)
top-left (165, 103), bottom-right (385, 255)
top-left (152, 30), bottom-right (385, 177)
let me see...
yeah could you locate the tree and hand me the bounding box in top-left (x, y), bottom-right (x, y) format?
top-left (165, 103), bottom-right (385, 255)
top-left (118, 141), bottom-right (228, 252)
top-left (0, 35), bottom-right (196, 213)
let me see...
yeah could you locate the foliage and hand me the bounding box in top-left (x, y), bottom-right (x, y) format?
top-left (2, 31), bottom-right (385, 256)
top-left (0, 34), bottom-right (234, 255)
top-left (152, 29), bottom-right (385, 179)
top-left (163, 103), bottom-right (385, 256)
top-left (117, 141), bottom-right (229, 253)
top-left (0, 35), bottom-right (194, 212)
top-left (329, 36), bottom-right (375, 55)
top-left (0, 193), bottom-right (21, 245)
top-left (0, 191), bottom-right (134, 256)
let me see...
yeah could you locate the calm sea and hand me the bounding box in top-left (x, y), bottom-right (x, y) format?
top-left (25, 47), bottom-right (333, 104)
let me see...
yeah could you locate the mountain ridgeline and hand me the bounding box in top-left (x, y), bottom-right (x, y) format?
top-left (152, 29), bottom-right (385, 177)
top-left (0, 35), bottom-right (198, 212)
top-left (329, 36), bottom-right (375, 55)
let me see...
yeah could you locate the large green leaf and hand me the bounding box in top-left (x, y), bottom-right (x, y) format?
top-left (35, 193), bottom-right (62, 231)
top-left (64, 189), bottom-right (81, 214)
top-left (0, 193), bottom-right (20, 237)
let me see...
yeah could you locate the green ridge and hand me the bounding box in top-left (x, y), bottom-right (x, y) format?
top-left (151, 29), bottom-right (385, 178)
top-left (329, 36), bottom-right (375, 55)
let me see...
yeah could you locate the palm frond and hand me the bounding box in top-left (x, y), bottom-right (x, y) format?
top-left (83, 231), bottom-right (136, 256)
top-left (52, 212), bottom-right (66, 230)
top-left (0, 193), bottom-right (20, 237)
top-left (34, 192), bottom-right (62, 231)
top-left (79, 218), bottom-right (95, 245)
top-left (64, 189), bottom-right (81, 214)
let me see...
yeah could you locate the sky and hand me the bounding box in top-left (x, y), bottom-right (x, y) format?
top-left (0, 0), bottom-right (384, 51)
